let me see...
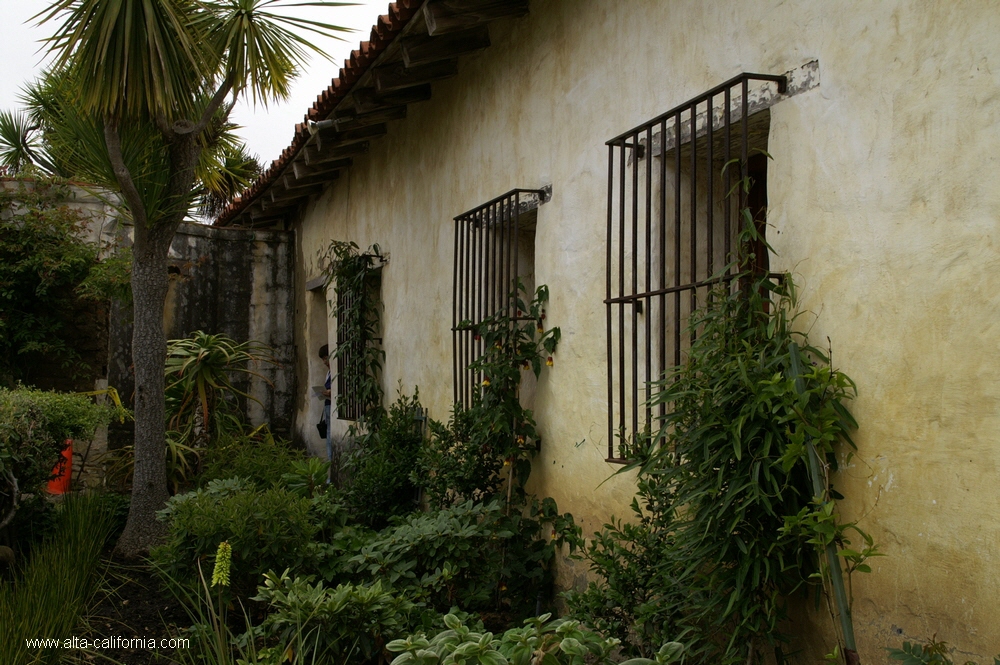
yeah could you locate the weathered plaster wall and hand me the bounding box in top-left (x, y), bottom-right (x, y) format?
top-left (291, 1), bottom-right (1000, 658)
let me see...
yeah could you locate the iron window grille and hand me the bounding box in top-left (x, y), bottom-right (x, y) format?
top-left (452, 187), bottom-right (548, 408)
top-left (605, 72), bottom-right (786, 462)
top-left (335, 261), bottom-right (383, 420)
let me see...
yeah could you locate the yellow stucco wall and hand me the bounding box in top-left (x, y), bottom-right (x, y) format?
top-left (289, 1), bottom-right (1000, 659)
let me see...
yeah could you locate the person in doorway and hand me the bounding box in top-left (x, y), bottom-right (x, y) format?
top-left (318, 344), bottom-right (332, 480)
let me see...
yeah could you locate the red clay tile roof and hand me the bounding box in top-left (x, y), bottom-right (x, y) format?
top-left (215, 0), bottom-right (422, 226)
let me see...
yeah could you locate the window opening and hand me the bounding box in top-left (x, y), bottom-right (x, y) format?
top-left (452, 188), bottom-right (547, 408)
top-left (605, 72), bottom-right (786, 462)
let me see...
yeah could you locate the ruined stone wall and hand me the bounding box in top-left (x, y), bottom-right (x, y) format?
top-left (109, 222), bottom-right (296, 446)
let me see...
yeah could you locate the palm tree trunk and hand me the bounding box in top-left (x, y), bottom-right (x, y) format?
top-left (112, 124), bottom-right (201, 557)
top-left (114, 229), bottom-right (173, 556)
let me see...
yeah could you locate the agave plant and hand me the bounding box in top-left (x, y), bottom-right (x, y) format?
top-left (165, 331), bottom-right (278, 446)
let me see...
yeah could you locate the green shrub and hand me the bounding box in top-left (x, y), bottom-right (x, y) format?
top-left (416, 283), bottom-right (559, 509)
top-left (887, 638), bottom-right (1000, 665)
top-left (567, 271), bottom-right (867, 663)
top-left (344, 498), bottom-right (578, 622)
top-left (200, 429), bottom-right (305, 489)
top-left (0, 177), bottom-right (101, 385)
top-left (387, 612), bottom-right (684, 665)
top-left (343, 389), bottom-right (424, 528)
top-left (152, 478), bottom-right (318, 598)
top-left (251, 571), bottom-right (416, 665)
top-left (0, 387), bottom-right (120, 528)
top-left (0, 493), bottom-right (117, 665)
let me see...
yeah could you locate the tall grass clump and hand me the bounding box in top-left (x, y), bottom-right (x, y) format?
top-left (0, 493), bottom-right (116, 664)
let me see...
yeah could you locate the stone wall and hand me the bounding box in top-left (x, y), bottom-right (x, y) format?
top-left (109, 221), bottom-right (297, 448)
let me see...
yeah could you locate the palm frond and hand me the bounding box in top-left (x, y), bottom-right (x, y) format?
top-left (0, 110), bottom-right (45, 175)
top-left (35, 0), bottom-right (216, 120)
top-left (208, 0), bottom-right (353, 106)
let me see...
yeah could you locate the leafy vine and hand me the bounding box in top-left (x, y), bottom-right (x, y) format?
top-left (319, 240), bottom-right (385, 425)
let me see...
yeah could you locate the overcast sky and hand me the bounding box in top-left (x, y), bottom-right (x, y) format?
top-left (0, 0), bottom-right (386, 164)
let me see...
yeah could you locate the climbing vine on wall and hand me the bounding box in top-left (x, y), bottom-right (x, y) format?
top-left (319, 240), bottom-right (385, 424)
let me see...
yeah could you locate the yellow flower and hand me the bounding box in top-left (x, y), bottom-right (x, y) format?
top-left (482, 378), bottom-right (491, 387)
top-left (546, 356), bottom-right (554, 367)
top-left (211, 541), bottom-right (232, 588)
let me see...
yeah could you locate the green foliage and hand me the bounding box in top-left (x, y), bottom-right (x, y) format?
top-left (887, 639), bottom-right (1000, 665)
top-left (417, 283), bottom-right (560, 507)
top-left (76, 245), bottom-right (132, 305)
top-left (0, 177), bottom-right (101, 385)
top-left (387, 612), bottom-right (685, 665)
top-left (199, 427), bottom-right (305, 489)
top-left (568, 270), bottom-right (866, 663)
top-left (343, 498), bottom-right (578, 622)
top-left (344, 388), bottom-right (425, 528)
top-left (320, 240), bottom-right (385, 423)
top-left (251, 571), bottom-right (417, 665)
top-left (0, 493), bottom-right (117, 665)
top-left (0, 110), bottom-right (46, 175)
top-left (165, 331), bottom-right (278, 446)
top-left (152, 478), bottom-right (318, 598)
top-left (0, 387), bottom-right (120, 509)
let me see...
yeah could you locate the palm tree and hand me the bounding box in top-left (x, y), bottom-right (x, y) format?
top-left (33, 0), bottom-right (350, 556)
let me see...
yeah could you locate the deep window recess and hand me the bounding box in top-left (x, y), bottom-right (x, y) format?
top-left (452, 187), bottom-right (548, 408)
top-left (605, 72), bottom-right (786, 462)
top-left (335, 261), bottom-right (383, 421)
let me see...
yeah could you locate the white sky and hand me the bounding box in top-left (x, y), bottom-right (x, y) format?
top-left (0, 0), bottom-right (387, 164)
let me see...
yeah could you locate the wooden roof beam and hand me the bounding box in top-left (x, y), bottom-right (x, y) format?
top-left (303, 141), bottom-right (369, 166)
top-left (270, 184), bottom-right (325, 204)
top-left (372, 59), bottom-right (458, 93)
top-left (401, 26), bottom-right (491, 67)
top-left (291, 158), bottom-right (351, 181)
top-left (333, 105), bottom-right (407, 132)
top-left (423, 0), bottom-right (528, 36)
top-left (312, 123), bottom-right (389, 151)
top-left (283, 171), bottom-right (339, 191)
top-left (352, 85), bottom-right (433, 114)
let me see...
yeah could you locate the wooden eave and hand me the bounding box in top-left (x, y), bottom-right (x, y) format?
top-left (216, 0), bottom-right (530, 229)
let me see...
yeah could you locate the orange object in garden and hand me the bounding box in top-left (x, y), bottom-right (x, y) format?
top-left (47, 440), bottom-right (73, 494)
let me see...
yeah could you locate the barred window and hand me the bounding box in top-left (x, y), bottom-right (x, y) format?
top-left (335, 260), bottom-right (383, 421)
top-left (605, 73), bottom-right (786, 461)
top-left (452, 188), bottom-right (548, 407)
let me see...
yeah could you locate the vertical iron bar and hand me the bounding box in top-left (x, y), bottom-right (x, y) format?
top-left (503, 196), bottom-right (512, 316)
top-left (513, 192), bottom-right (520, 364)
top-left (472, 210), bottom-right (486, 399)
top-left (630, 131), bottom-right (639, 442)
top-left (673, 112), bottom-right (682, 368)
top-left (512, 194), bottom-right (519, 312)
top-left (453, 218), bottom-right (460, 405)
top-left (464, 215), bottom-right (476, 406)
top-left (690, 102), bottom-right (698, 348)
top-left (707, 93), bottom-right (714, 278)
top-left (644, 125), bottom-right (653, 428)
top-left (485, 205), bottom-right (493, 336)
top-left (741, 78), bottom-right (749, 248)
top-left (606, 144), bottom-right (615, 460)
top-left (617, 139), bottom-right (626, 457)
top-left (658, 118), bottom-right (667, 421)
top-left (724, 86), bottom-right (732, 269)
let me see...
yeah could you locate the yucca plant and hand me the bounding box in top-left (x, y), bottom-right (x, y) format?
top-left (165, 331), bottom-right (278, 446)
